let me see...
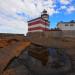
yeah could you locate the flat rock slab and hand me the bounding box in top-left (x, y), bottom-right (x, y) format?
top-left (4, 49), bottom-right (71, 75)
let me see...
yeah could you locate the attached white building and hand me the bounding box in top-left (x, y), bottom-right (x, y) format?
top-left (57, 21), bottom-right (75, 30)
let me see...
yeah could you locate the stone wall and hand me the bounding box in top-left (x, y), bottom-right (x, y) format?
top-left (62, 30), bottom-right (75, 37)
top-left (28, 30), bottom-right (75, 38)
top-left (44, 31), bottom-right (62, 38)
top-left (27, 30), bottom-right (75, 48)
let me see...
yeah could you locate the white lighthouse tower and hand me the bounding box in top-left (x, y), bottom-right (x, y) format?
top-left (28, 9), bottom-right (50, 33)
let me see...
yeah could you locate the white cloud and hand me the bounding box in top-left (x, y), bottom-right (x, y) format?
top-left (0, 13), bottom-right (28, 34)
top-left (67, 6), bottom-right (75, 13)
top-left (43, 0), bottom-right (55, 6)
top-left (60, 0), bottom-right (72, 5)
top-left (46, 7), bottom-right (59, 16)
top-left (0, 0), bottom-right (29, 34)
top-left (60, 6), bottom-right (67, 9)
top-left (58, 5), bottom-right (75, 14)
top-left (22, 0), bottom-right (57, 17)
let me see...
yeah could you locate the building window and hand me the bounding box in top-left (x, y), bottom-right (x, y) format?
top-left (65, 24), bottom-right (68, 26)
top-left (70, 24), bottom-right (74, 26)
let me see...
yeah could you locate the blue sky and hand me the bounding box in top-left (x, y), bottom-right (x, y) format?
top-left (49, 12), bottom-right (75, 28)
top-left (0, 0), bottom-right (75, 34)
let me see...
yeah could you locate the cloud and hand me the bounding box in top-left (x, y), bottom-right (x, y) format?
top-left (59, 0), bottom-right (72, 5)
top-left (0, 13), bottom-right (28, 34)
top-left (0, 0), bottom-right (29, 34)
top-left (46, 7), bottom-right (59, 15)
top-left (0, 0), bottom-right (58, 20)
top-left (43, 0), bottom-right (55, 6)
top-left (31, 0), bottom-right (58, 16)
top-left (67, 6), bottom-right (75, 13)
top-left (60, 6), bottom-right (67, 9)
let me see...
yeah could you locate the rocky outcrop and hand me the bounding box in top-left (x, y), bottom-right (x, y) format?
top-left (0, 36), bottom-right (31, 74)
top-left (2, 44), bottom-right (71, 75)
top-left (0, 32), bottom-right (75, 75)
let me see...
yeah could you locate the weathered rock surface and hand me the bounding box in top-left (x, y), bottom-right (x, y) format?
top-left (0, 32), bottom-right (75, 75)
top-left (0, 35), bottom-right (31, 74)
top-left (2, 44), bottom-right (72, 75)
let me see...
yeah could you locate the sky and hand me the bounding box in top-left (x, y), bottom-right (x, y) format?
top-left (0, 0), bottom-right (75, 34)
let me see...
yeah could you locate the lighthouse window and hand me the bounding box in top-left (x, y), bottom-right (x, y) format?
top-left (65, 24), bottom-right (68, 26)
top-left (70, 24), bottom-right (74, 26)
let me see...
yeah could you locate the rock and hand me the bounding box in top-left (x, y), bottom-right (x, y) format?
top-left (3, 65), bottom-right (31, 75)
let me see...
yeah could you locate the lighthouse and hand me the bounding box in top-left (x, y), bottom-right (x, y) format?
top-left (28, 9), bottom-right (50, 33)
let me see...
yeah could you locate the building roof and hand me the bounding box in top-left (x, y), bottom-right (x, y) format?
top-left (58, 20), bottom-right (75, 24)
top-left (28, 17), bottom-right (41, 22)
top-left (28, 17), bottom-right (49, 23)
